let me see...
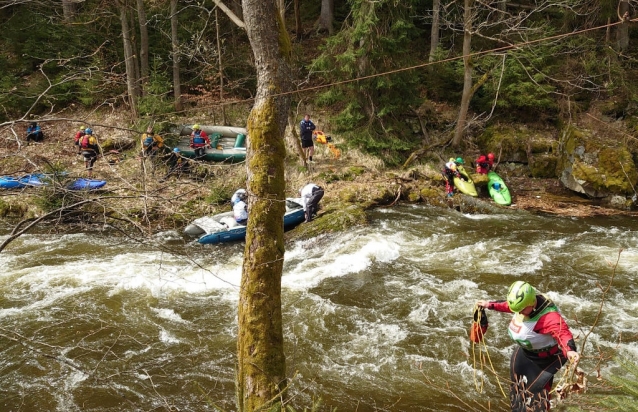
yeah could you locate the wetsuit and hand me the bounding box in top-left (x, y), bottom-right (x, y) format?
top-left (485, 295), bottom-right (577, 411)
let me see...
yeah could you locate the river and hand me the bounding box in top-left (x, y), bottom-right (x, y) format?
top-left (1, 204), bottom-right (637, 411)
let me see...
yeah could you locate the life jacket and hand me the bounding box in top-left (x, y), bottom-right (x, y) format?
top-left (192, 132), bottom-right (205, 145)
top-left (507, 300), bottom-right (560, 352)
top-left (143, 135), bottom-right (155, 147)
top-left (80, 135), bottom-right (96, 149)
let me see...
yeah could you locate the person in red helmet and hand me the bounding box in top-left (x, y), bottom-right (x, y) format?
top-left (475, 152), bottom-right (496, 174)
top-left (476, 154), bottom-right (489, 174)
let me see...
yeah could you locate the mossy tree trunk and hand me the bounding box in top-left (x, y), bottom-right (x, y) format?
top-left (238, 1), bottom-right (292, 411)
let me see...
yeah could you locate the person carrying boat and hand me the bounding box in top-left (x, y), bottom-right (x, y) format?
top-left (442, 158), bottom-right (461, 197)
top-left (476, 281), bottom-right (580, 412)
top-left (79, 128), bottom-right (99, 177)
top-left (74, 125), bottom-right (86, 154)
top-left (141, 126), bottom-right (164, 159)
top-left (299, 114), bottom-right (316, 162)
top-left (26, 122), bottom-right (44, 142)
top-left (189, 124), bottom-right (211, 158)
top-left (233, 197), bottom-right (248, 225)
top-left (300, 183), bottom-right (324, 222)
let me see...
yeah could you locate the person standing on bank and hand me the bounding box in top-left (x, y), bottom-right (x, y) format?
top-left (189, 124), bottom-right (211, 158)
top-left (74, 125), bottom-right (86, 154)
top-left (300, 183), bottom-right (324, 223)
top-left (141, 126), bottom-right (164, 159)
top-left (299, 114), bottom-right (316, 162)
top-left (79, 128), bottom-right (99, 177)
top-left (476, 281), bottom-right (580, 412)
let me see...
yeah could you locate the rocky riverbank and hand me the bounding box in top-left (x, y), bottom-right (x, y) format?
top-left (2, 110), bottom-right (638, 244)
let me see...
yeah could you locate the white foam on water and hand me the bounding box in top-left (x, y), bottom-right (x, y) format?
top-left (283, 232), bottom-right (401, 289)
top-left (152, 307), bottom-right (189, 323)
top-left (159, 328), bottom-right (180, 344)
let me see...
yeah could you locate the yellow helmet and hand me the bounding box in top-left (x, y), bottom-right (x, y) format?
top-left (80, 125), bottom-right (86, 130)
top-left (193, 124), bottom-right (200, 130)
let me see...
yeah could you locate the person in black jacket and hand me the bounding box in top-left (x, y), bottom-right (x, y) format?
top-left (299, 114), bottom-right (316, 162)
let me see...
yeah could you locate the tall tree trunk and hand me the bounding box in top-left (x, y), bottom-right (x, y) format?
top-left (277, 0), bottom-right (285, 23)
top-left (429, 0), bottom-right (440, 62)
top-left (238, 0), bottom-right (292, 410)
top-left (136, 0), bottom-right (150, 89)
top-left (129, 9), bottom-right (142, 96)
top-left (316, 0), bottom-right (334, 34)
top-left (452, 0), bottom-right (473, 147)
top-left (294, 0), bottom-right (302, 40)
top-left (118, 0), bottom-right (139, 117)
top-left (61, 0), bottom-right (77, 22)
top-left (618, 0), bottom-right (630, 52)
top-left (170, 0), bottom-right (182, 111)
top-left (215, 7), bottom-right (227, 124)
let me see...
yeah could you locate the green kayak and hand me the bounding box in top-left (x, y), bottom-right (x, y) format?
top-left (487, 171), bottom-right (511, 205)
top-left (453, 165), bottom-right (478, 197)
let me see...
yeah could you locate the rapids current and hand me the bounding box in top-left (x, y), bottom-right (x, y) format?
top-left (1, 204), bottom-right (637, 411)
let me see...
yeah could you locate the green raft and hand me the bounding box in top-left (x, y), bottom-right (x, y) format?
top-left (453, 165), bottom-right (478, 196)
top-left (177, 125), bottom-right (247, 163)
top-left (487, 171), bottom-right (511, 205)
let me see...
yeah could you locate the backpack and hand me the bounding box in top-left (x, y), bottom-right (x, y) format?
top-left (80, 135), bottom-right (95, 149)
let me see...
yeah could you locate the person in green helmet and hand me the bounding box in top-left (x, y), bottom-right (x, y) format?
top-left (477, 281), bottom-right (579, 412)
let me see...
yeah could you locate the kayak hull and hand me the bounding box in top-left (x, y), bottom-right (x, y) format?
top-left (487, 171), bottom-right (512, 205)
top-left (453, 165), bottom-right (478, 197)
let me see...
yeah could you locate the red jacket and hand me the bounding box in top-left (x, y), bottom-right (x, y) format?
top-left (74, 130), bottom-right (85, 143)
top-left (487, 298), bottom-right (576, 357)
top-left (190, 130), bottom-right (210, 148)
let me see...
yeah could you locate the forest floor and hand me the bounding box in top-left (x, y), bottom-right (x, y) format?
top-left (2, 107), bottom-right (637, 237)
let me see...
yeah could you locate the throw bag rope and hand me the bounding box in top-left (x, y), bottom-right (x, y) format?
top-left (471, 306), bottom-right (489, 343)
top-left (471, 305), bottom-right (508, 399)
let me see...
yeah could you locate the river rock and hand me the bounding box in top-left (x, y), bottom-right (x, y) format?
top-left (558, 125), bottom-right (638, 198)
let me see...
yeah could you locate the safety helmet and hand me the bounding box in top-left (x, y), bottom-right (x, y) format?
top-left (449, 158), bottom-right (455, 163)
top-left (507, 281), bottom-right (536, 313)
top-left (493, 182), bottom-right (501, 191)
top-left (80, 125), bottom-right (86, 130)
top-left (488, 153), bottom-right (495, 161)
top-left (455, 157), bottom-right (464, 164)
top-left (173, 147), bottom-right (180, 153)
top-left (477, 155), bottom-right (486, 162)
top-left (192, 124), bottom-right (200, 130)
top-left (85, 128), bottom-right (93, 135)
